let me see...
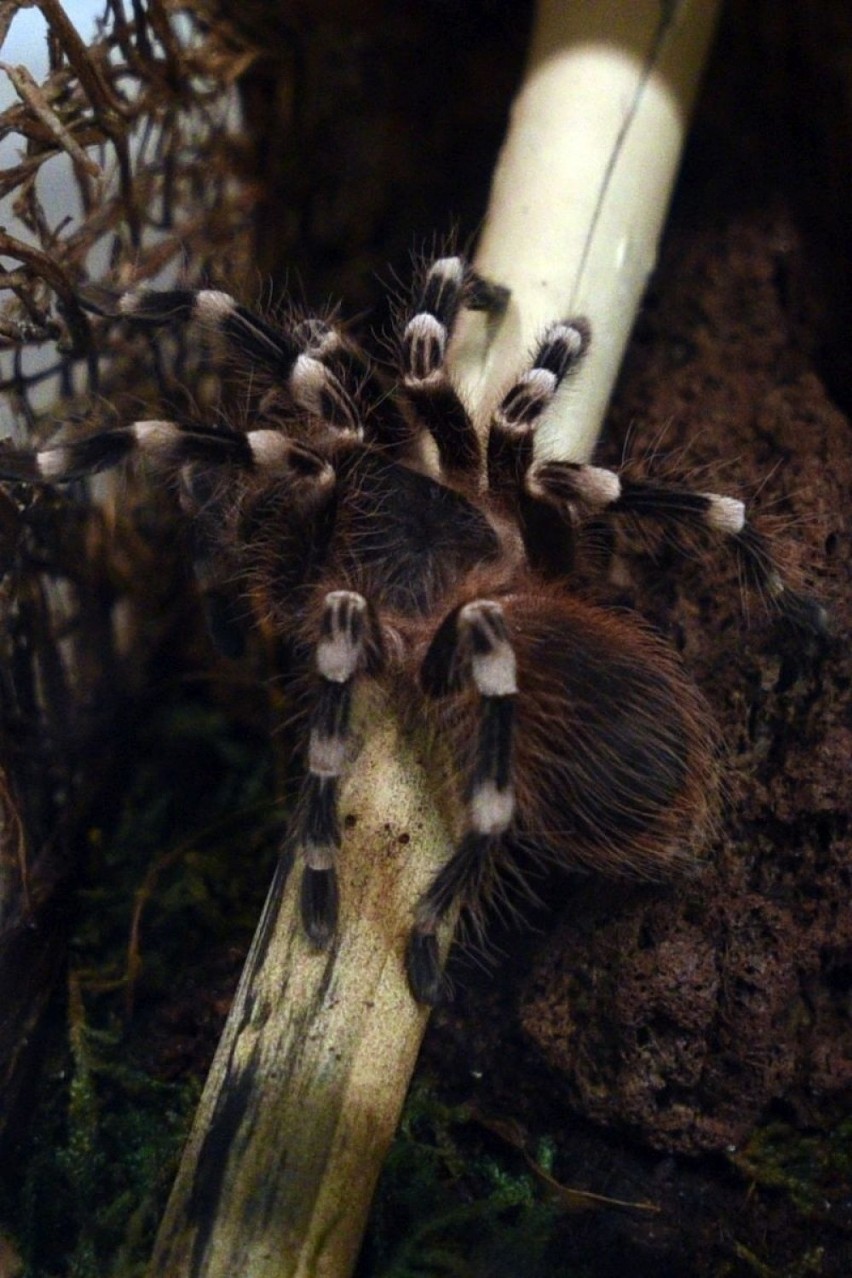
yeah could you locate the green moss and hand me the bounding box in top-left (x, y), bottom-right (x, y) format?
top-left (11, 1027), bottom-right (200, 1278)
top-left (359, 1081), bottom-right (584, 1278)
top-left (731, 1116), bottom-right (852, 1219)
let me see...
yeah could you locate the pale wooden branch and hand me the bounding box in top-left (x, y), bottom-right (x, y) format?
top-left (149, 2), bottom-right (721, 1275)
top-left (149, 689), bottom-right (456, 1277)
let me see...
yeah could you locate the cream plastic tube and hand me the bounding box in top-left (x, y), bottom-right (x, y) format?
top-left (453, 0), bottom-right (721, 461)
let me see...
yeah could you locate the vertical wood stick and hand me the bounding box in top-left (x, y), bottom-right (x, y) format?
top-left (149, 2), bottom-right (720, 1274)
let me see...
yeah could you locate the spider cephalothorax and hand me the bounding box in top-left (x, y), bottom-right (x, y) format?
top-left (0, 255), bottom-right (824, 1002)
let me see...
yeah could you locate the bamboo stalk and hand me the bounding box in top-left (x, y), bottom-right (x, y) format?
top-left (149, 2), bottom-right (720, 1274)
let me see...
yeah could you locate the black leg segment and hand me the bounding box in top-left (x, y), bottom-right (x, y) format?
top-left (409, 599), bottom-right (517, 1004)
top-left (290, 591), bottom-right (385, 948)
top-left (399, 257), bottom-right (484, 477)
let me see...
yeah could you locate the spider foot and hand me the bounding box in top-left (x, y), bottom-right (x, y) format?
top-left (405, 930), bottom-right (445, 1006)
top-left (301, 866), bottom-right (339, 948)
top-left (770, 587), bottom-right (830, 638)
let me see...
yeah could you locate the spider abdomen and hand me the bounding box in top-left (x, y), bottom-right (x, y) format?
top-left (452, 590), bottom-right (719, 880)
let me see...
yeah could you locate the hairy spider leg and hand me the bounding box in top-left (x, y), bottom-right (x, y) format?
top-left (0, 417), bottom-right (332, 484)
top-left (483, 317), bottom-right (591, 577)
top-left (527, 462), bottom-right (828, 633)
top-left (411, 599), bottom-right (517, 1004)
top-left (180, 438), bottom-right (337, 657)
top-left (90, 287), bottom-right (365, 439)
top-left (0, 418), bottom-right (337, 656)
top-left (293, 590), bottom-right (385, 945)
top-left (287, 316), bottom-right (423, 456)
top-left (89, 285), bottom-right (434, 455)
top-left (486, 317), bottom-right (590, 492)
top-left (399, 256), bottom-right (499, 478)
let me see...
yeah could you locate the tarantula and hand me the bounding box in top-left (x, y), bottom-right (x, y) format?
top-left (0, 255), bottom-right (824, 1003)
